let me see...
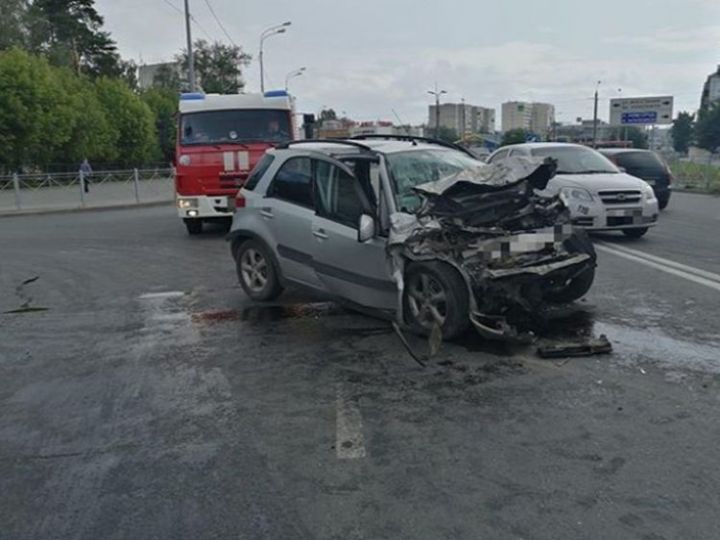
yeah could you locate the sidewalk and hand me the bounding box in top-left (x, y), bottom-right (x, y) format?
top-left (0, 176), bottom-right (174, 217)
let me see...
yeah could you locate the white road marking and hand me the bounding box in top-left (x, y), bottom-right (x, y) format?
top-left (138, 291), bottom-right (185, 299)
top-left (596, 244), bottom-right (720, 292)
top-left (596, 242), bottom-right (720, 283)
top-left (335, 384), bottom-right (366, 459)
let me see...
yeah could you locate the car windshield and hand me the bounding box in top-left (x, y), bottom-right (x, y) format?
top-left (531, 146), bottom-right (618, 174)
top-left (385, 148), bottom-right (485, 212)
top-left (180, 109), bottom-right (291, 145)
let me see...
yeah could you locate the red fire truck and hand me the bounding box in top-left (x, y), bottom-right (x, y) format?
top-left (175, 90), bottom-right (295, 234)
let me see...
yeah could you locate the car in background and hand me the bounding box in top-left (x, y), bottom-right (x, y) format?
top-left (598, 148), bottom-right (672, 210)
top-left (487, 143), bottom-right (659, 238)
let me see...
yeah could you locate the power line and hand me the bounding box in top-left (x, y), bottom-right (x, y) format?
top-left (203, 0), bottom-right (237, 47)
top-left (159, 0), bottom-right (212, 40)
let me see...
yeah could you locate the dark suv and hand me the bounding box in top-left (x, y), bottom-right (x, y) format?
top-left (599, 149), bottom-right (672, 209)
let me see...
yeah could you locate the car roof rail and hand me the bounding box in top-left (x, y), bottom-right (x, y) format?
top-left (349, 134), bottom-right (477, 158)
top-left (275, 138), bottom-right (375, 152)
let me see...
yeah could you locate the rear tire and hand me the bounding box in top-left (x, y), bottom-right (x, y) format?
top-left (184, 218), bottom-right (202, 235)
top-left (403, 261), bottom-right (470, 340)
top-left (623, 227), bottom-right (649, 239)
top-left (235, 239), bottom-right (283, 301)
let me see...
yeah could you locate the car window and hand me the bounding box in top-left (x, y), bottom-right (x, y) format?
top-left (269, 157), bottom-right (313, 207)
top-left (488, 148), bottom-right (509, 163)
top-left (244, 154), bottom-right (275, 191)
top-left (314, 160), bottom-right (365, 228)
top-left (613, 151), bottom-right (667, 176)
top-left (530, 146), bottom-right (618, 174)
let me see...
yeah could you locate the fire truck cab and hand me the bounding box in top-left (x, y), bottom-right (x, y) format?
top-left (175, 90), bottom-right (295, 234)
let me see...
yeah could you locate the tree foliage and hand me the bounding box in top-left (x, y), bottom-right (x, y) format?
top-left (695, 103), bottom-right (720, 153)
top-left (0, 48), bottom-right (159, 171)
top-left (141, 88), bottom-right (178, 163)
top-left (501, 128), bottom-right (530, 146)
top-left (152, 63), bottom-right (181, 91)
top-left (178, 40), bottom-right (251, 94)
top-left (434, 126), bottom-right (459, 143)
top-left (671, 112), bottom-right (694, 153)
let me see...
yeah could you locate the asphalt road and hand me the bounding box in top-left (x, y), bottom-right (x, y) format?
top-left (1, 192), bottom-right (720, 540)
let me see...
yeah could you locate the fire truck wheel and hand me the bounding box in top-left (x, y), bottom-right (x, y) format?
top-left (235, 239), bottom-right (283, 301)
top-left (183, 218), bottom-right (203, 235)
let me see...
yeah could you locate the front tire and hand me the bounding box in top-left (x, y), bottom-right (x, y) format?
top-left (623, 227), bottom-right (649, 239)
top-left (235, 239), bottom-right (283, 301)
top-left (546, 229), bottom-right (596, 303)
top-left (184, 218), bottom-right (202, 235)
top-left (403, 261), bottom-right (470, 340)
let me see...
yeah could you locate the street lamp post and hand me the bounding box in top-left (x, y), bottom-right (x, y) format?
top-left (592, 80), bottom-right (601, 148)
top-left (428, 85), bottom-right (447, 139)
top-left (285, 67), bottom-right (306, 91)
top-left (259, 21), bottom-right (291, 93)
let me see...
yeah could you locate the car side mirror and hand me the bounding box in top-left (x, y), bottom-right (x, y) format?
top-left (358, 214), bottom-right (375, 242)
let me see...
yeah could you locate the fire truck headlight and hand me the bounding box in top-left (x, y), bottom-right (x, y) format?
top-left (187, 210), bottom-right (199, 217)
top-left (177, 198), bottom-right (198, 209)
top-left (179, 155), bottom-right (191, 166)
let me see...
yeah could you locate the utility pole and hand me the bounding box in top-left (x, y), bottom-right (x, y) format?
top-left (184, 0), bottom-right (195, 91)
top-left (592, 80), bottom-right (601, 148)
top-left (428, 84), bottom-right (447, 139)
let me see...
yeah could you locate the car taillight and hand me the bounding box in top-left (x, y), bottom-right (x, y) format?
top-left (665, 165), bottom-right (673, 184)
top-left (234, 194), bottom-right (246, 208)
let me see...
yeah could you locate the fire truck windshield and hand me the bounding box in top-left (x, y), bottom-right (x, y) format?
top-left (180, 109), bottom-right (291, 146)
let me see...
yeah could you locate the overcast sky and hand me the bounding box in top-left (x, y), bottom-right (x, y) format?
top-left (97, 0), bottom-right (719, 126)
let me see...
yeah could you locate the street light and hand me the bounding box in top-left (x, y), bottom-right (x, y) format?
top-left (285, 67), bottom-right (306, 91)
top-left (428, 85), bottom-right (447, 138)
top-left (259, 21), bottom-right (291, 93)
top-left (592, 80), bottom-right (601, 148)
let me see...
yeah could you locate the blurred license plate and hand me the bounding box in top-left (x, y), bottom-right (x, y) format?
top-left (607, 208), bottom-right (640, 217)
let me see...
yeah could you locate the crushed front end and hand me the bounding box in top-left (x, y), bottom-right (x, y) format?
top-left (389, 156), bottom-right (597, 340)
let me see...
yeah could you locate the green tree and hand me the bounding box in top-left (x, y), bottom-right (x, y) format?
top-left (501, 128), bottom-right (530, 146)
top-left (0, 0), bottom-right (30, 50)
top-left (95, 77), bottom-right (159, 166)
top-left (142, 87), bottom-right (178, 163)
top-left (27, 0), bottom-right (122, 77)
top-left (319, 108), bottom-right (337, 122)
top-left (178, 39), bottom-right (251, 94)
top-left (434, 126), bottom-right (459, 143)
top-left (671, 111), bottom-right (694, 153)
top-left (53, 67), bottom-right (117, 164)
top-left (695, 102), bottom-right (720, 153)
top-left (152, 63), bottom-right (181, 91)
top-left (0, 48), bottom-right (75, 171)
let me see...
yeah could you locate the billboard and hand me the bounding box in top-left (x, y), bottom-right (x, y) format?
top-left (609, 96), bottom-right (673, 126)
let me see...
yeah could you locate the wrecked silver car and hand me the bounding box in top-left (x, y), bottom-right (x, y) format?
top-left (228, 136), bottom-right (596, 340)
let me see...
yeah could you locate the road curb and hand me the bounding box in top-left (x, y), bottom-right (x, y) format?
top-left (0, 200), bottom-right (174, 219)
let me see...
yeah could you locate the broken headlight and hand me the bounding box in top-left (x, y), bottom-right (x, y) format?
top-left (560, 187), bottom-right (594, 203)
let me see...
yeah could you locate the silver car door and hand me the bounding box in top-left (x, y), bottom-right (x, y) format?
top-left (264, 156), bottom-right (324, 290)
top-left (310, 158), bottom-right (396, 310)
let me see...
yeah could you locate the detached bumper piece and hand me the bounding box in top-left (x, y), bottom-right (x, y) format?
top-left (536, 334), bottom-right (612, 358)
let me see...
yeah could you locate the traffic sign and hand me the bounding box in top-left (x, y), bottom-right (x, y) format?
top-left (610, 96), bottom-right (673, 126)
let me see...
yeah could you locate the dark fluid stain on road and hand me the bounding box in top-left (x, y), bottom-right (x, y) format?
top-left (193, 302), bottom-right (346, 325)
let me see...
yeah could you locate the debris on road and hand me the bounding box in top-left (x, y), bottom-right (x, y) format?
top-left (536, 334), bottom-right (613, 358)
top-left (4, 276), bottom-right (48, 314)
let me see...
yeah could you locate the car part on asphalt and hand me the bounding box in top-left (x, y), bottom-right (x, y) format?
top-left (536, 334), bottom-right (613, 358)
top-left (388, 156), bottom-right (597, 341)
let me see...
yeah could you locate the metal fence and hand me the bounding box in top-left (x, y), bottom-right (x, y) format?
top-left (0, 168), bottom-right (175, 213)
